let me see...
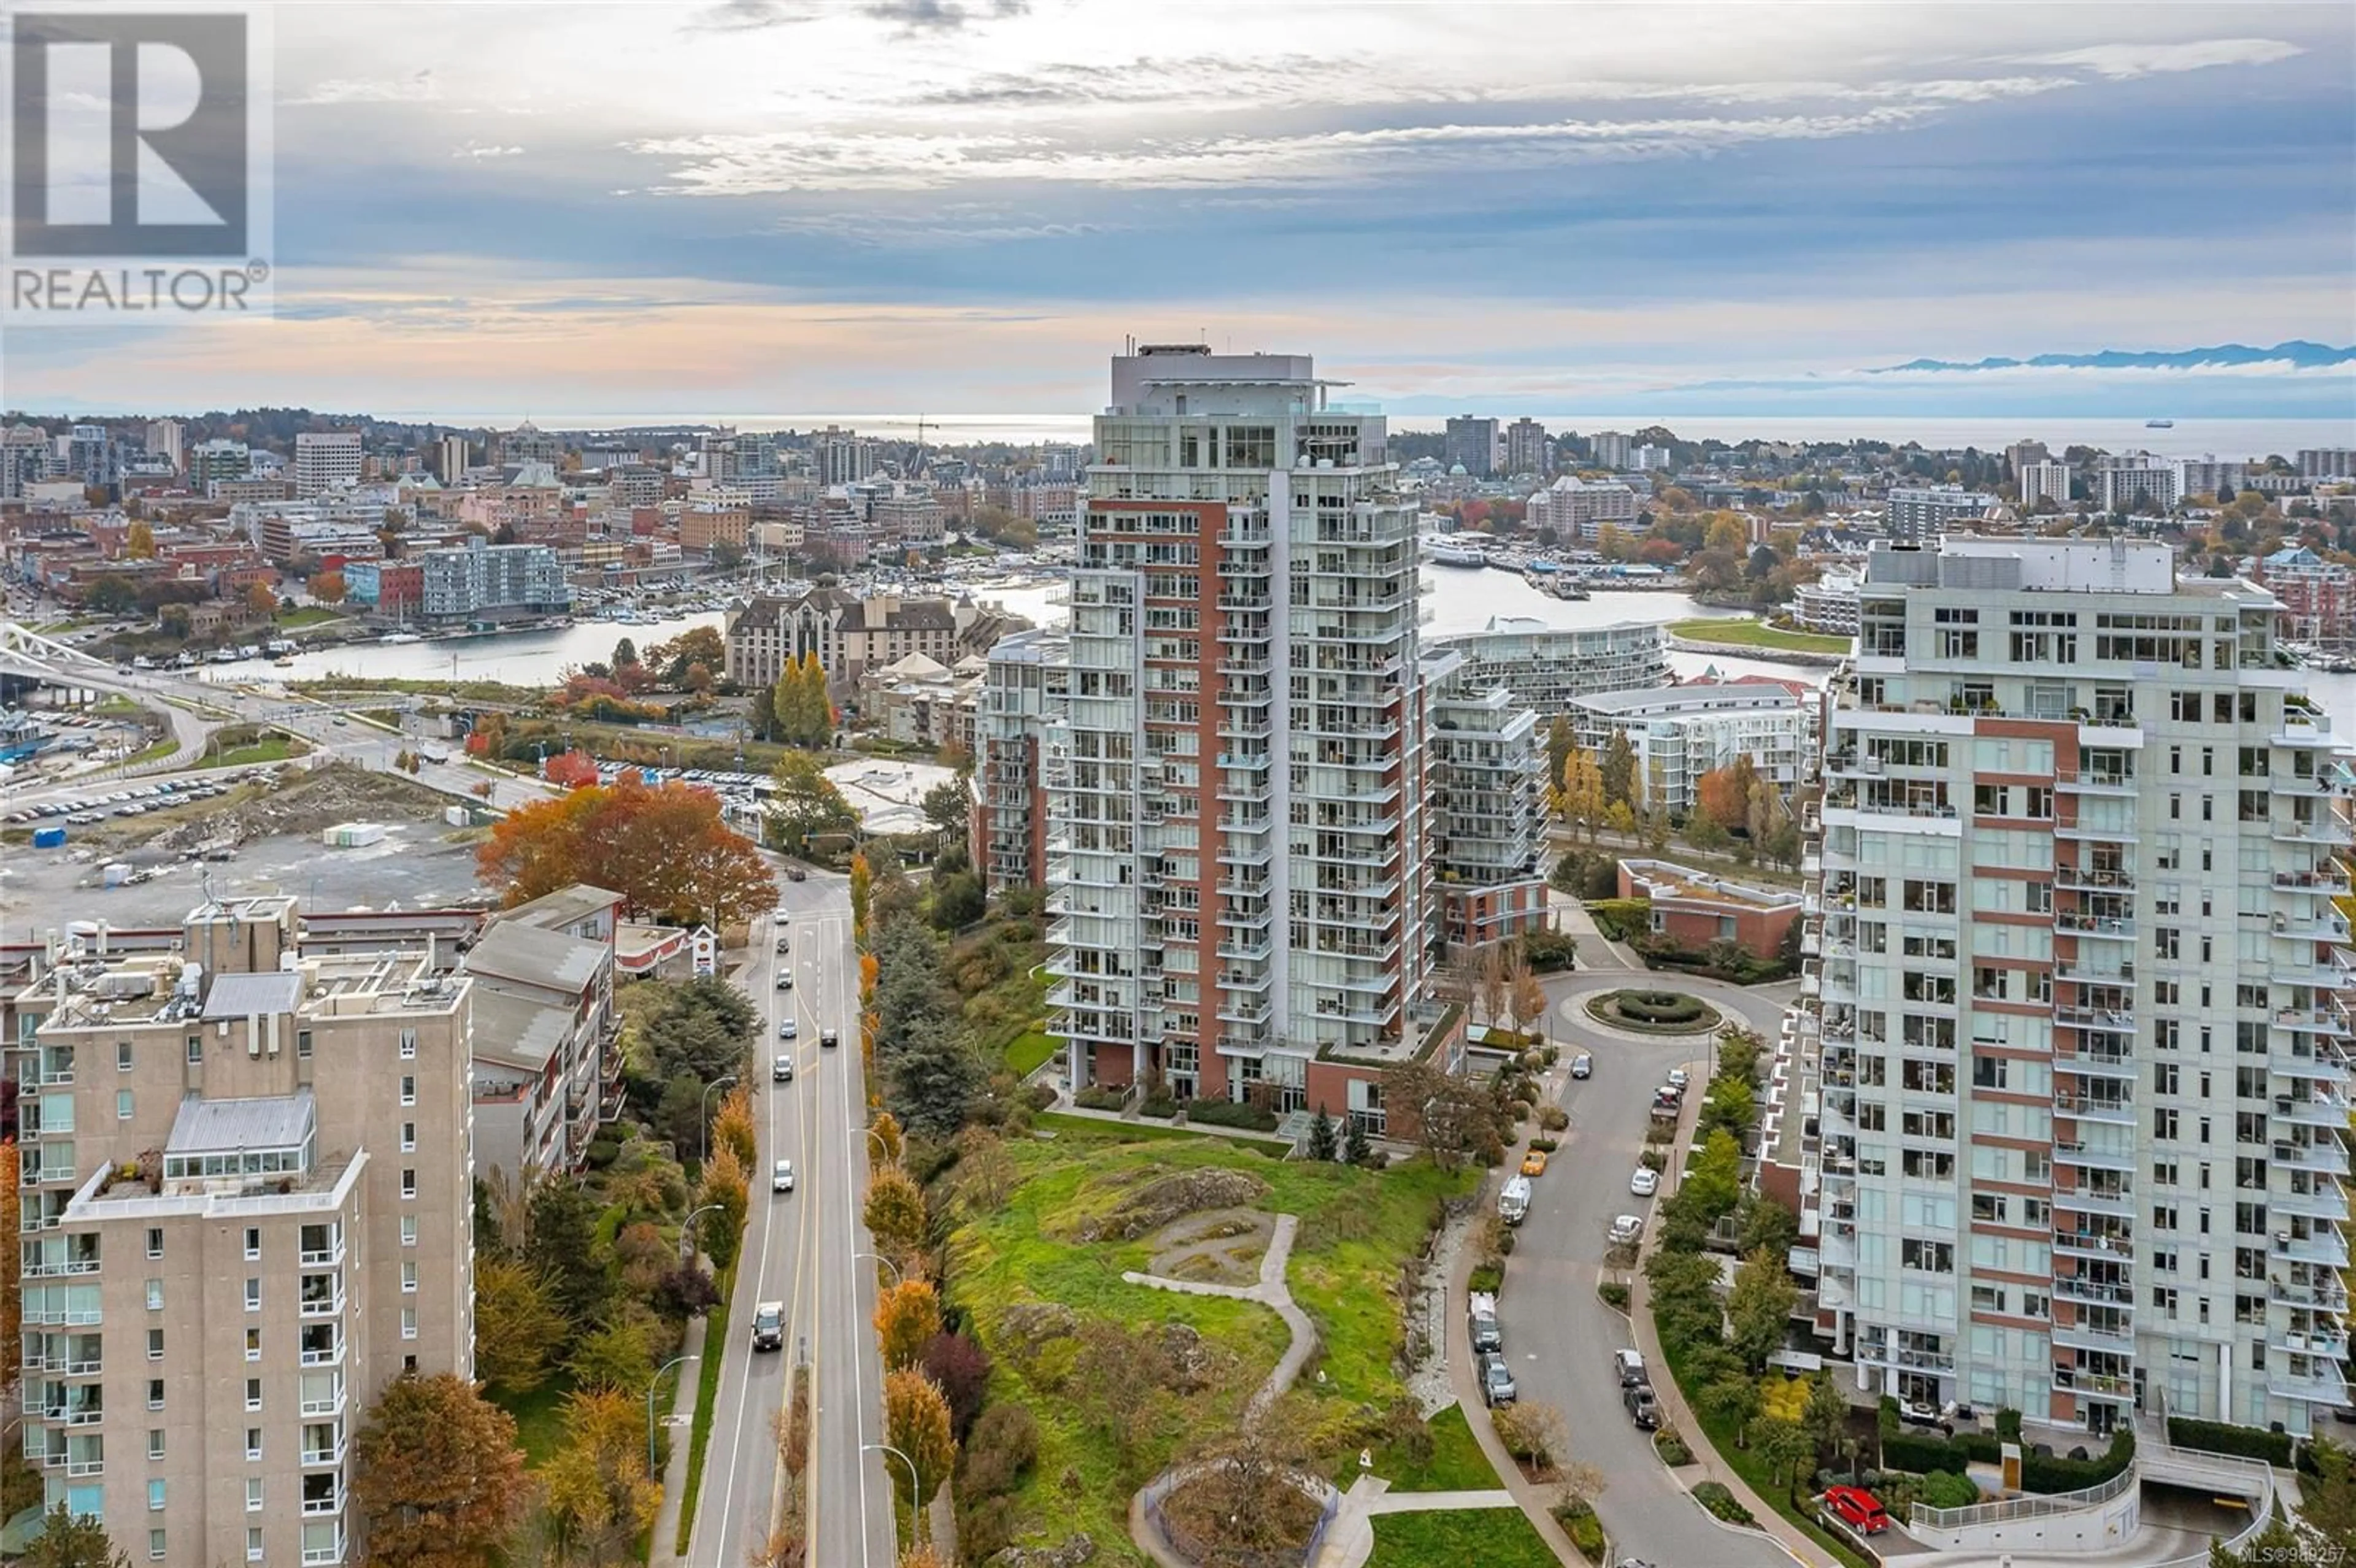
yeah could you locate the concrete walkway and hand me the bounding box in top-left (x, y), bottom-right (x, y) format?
top-left (1309, 1474), bottom-right (1523, 1568)
top-left (1626, 1094), bottom-right (1830, 1566)
top-left (648, 1307), bottom-right (711, 1567)
top-left (1122, 1212), bottom-right (1314, 1419)
top-left (1550, 892), bottom-right (1644, 969)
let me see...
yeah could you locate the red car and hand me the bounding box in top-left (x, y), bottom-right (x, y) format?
top-left (1824, 1485), bottom-right (1889, 1535)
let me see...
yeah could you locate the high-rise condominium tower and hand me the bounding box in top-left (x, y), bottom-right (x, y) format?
top-left (1803, 537), bottom-right (2352, 1439)
top-left (1044, 347), bottom-right (1544, 1118)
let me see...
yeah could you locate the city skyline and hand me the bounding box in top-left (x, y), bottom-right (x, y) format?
top-left (5, 1), bottom-right (2352, 421)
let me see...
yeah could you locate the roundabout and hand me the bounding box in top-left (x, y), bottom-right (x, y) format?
top-left (1583, 987), bottom-right (1722, 1035)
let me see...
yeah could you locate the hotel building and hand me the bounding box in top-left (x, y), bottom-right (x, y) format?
top-left (1799, 537), bottom-right (2353, 1439)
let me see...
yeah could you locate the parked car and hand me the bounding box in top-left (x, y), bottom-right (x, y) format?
top-left (750, 1301), bottom-right (784, 1351)
top-left (1666, 1067), bottom-right (1691, 1091)
top-left (772, 1159), bottom-right (795, 1193)
top-left (1823, 1485), bottom-right (1890, 1534)
top-left (1623, 1383), bottom-right (1660, 1430)
top-left (1630, 1167), bottom-right (1659, 1197)
top-left (1612, 1348), bottom-right (1648, 1388)
top-left (1469, 1311), bottom-right (1503, 1356)
top-left (1607, 1214), bottom-right (1643, 1246)
top-left (773, 1053), bottom-right (794, 1080)
top-left (1520, 1148), bottom-right (1549, 1177)
top-left (1479, 1351), bottom-right (1517, 1407)
top-left (1569, 1052), bottom-right (1593, 1079)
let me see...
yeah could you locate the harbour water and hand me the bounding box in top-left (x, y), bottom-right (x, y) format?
top-left (194, 566), bottom-right (2356, 734)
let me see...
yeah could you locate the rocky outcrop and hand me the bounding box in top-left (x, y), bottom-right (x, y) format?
top-left (988, 1532), bottom-right (1095, 1568)
top-left (1074, 1169), bottom-right (1269, 1243)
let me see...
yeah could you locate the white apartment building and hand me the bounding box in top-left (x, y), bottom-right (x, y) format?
top-left (1045, 345), bottom-right (1543, 1109)
top-left (1566, 678), bottom-right (1814, 819)
top-left (291, 432), bottom-right (362, 498)
top-left (2096, 453), bottom-right (2182, 514)
top-left (2298, 450), bottom-right (2356, 482)
top-left (1525, 474), bottom-right (1639, 542)
top-left (1590, 431), bottom-right (1633, 471)
top-left (1885, 485), bottom-right (1996, 540)
top-left (7, 897), bottom-right (474, 1566)
top-left (2176, 455), bottom-right (2248, 499)
top-left (972, 628), bottom-right (1071, 897)
top-left (1801, 536), bottom-right (2353, 1440)
top-left (144, 420), bottom-right (183, 474)
top-left (1793, 566), bottom-right (1863, 636)
top-left (2019, 461), bottom-right (2074, 510)
top-left (1433, 616), bottom-right (1670, 712)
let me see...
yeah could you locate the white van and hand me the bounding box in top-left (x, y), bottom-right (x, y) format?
top-left (1499, 1175), bottom-right (1533, 1226)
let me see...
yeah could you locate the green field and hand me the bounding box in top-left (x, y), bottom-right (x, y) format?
top-left (491, 1372), bottom-right (577, 1469)
top-left (1666, 617), bottom-right (1852, 655)
top-left (952, 1136), bottom-right (1471, 1559)
top-left (1004, 1027), bottom-right (1063, 1079)
top-left (1362, 1401), bottom-right (1499, 1493)
top-left (199, 738), bottom-right (302, 769)
top-left (1365, 1508), bottom-right (1557, 1568)
top-left (275, 607), bottom-right (347, 629)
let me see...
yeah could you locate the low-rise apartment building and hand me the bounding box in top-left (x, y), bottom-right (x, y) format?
top-left (1566, 677), bottom-right (1815, 818)
top-left (1431, 616), bottom-right (1671, 713)
top-left (1615, 856), bottom-right (1800, 959)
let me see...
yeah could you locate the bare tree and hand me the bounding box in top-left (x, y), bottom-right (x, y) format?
top-left (1479, 944), bottom-right (1509, 1030)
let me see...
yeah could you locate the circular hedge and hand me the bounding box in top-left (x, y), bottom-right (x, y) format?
top-left (1584, 989), bottom-right (1722, 1036)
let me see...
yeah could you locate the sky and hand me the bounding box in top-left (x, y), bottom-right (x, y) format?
top-left (7, 0), bottom-right (2355, 424)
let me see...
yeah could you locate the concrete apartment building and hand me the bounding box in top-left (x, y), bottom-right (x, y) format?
top-left (1524, 474), bottom-right (1639, 541)
top-left (1443, 415), bottom-right (1498, 478)
top-left (417, 537), bottom-right (571, 624)
top-left (1431, 616), bottom-right (1671, 713)
top-left (8, 896), bottom-right (474, 1566)
top-left (2019, 460), bottom-right (2074, 510)
top-left (461, 885), bottom-right (625, 1183)
top-left (1425, 656), bottom-right (1549, 947)
top-left (291, 433), bottom-right (363, 498)
top-left (722, 588), bottom-right (1024, 696)
top-left (1042, 345), bottom-right (1544, 1131)
top-left (2298, 450), bottom-right (2356, 482)
top-left (1885, 485), bottom-right (1996, 540)
top-left (1798, 536), bottom-right (2353, 1439)
top-left (2256, 545), bottom-right (2356, 650)
top-left (972, 628), bottom-right (1072, 897)
top-left (2096, 453), bottom-right (2182, 513)
top-left (1502, 418), bottom-right (1549, 478)
top-left (1566, 677), bottom-right (1815, 820)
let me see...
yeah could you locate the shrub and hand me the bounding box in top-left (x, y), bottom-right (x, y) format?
top-left (1995, 1407), bottom-right (2023, 1442)
top-left (1025, 1082), bottom-right (1057, 1112)
top-left (1137, 1094), bottom-right (1180, 1120)
top-left (1521, 926), bottom-right (1580, 973)
top-left (1072, 1085), bottom-right (1126, 1112)
top-left (2166, 1418), bottom-right (2289, 1466)
top-left (1693, 1481), bottom-right (1755, 1526)
top-left (1184, 1098), bottom-right (1280, 1132)
top-left (1654, 1429), bottom-right (1693, 1466)
top-left (1597, 1282), bottom-right (1630, 1312)
top-left (961, 1401), bottom-right (1039, 1499)
top-left (1616, 990), bottom-right (1706, 1024)
top-left (1919, 1470), bottom-right (1979, 1510)
top-left (1553, 1499), bottom-right (1606, 1564)
top-left (1492, 1402), bottom-right (1563, 1470)
top-left (1529, 1137), bottom-right (1560, 1153)
top-left (1539, 1106), bottom-right (1569, 1132)
top-left (1468, 1263), bottom-right (1503, 1294)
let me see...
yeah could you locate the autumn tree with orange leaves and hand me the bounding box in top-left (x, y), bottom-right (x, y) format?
top-left (475, 774), bottom-right (775, 930)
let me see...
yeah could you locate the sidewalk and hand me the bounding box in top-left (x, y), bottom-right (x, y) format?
top-left (1627, 1101), bottom-right (1832, 1567)
top-left (649, 1308), bottom-right (711, 1567)
top-left (1550, 893), bottom-right (1643, 969)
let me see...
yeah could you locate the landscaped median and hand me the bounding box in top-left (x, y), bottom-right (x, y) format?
top-left (672, 1265), bottom-right (734, 1556)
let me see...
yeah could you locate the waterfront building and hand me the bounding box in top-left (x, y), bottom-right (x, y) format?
top-left (815, 427), bottom-right (877, 488)
top-left (291, 432), bottom-right (363, 498)
top-left (723, 587), bottom-right (1025, 694)
top-left (2257, 545), bottom-right (2356, 650)
top-left (1525, 473), bottom-right (1639, 542)
top-left (6, 897), bottom-right (474, 1566)
top-left (1043, 345), bottom-right (1539, 1126)
top-left (1885, 485), bottom-right (1996, 540)
top-left (1793, 566), bottom-right (1863, 636)
top-left (417, 537), bottom-right (571, 624)
top-left (1566, 677), bottom-right (1814, 819)
top-left (1432, 616), bottom-right (1671, 713)
top-left (1798, 536), bottom-right (2353, 1437)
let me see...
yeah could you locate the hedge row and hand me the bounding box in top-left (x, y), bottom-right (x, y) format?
top-left (2168, 1418), bottom-right (2292, 1466)
top-left (1881, 1428), bottom-right (2135, 1496)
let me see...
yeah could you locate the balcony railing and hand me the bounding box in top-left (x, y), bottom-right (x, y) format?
top-left (2054, 1229), bottom-right (2135, 1259)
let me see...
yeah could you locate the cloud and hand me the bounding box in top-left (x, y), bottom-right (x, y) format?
top-left (2011, 37), bottom-right (2305, 79)
top-left (683, 0), bottom-right (823, 31)
top-left (453, 142), bottom-right (524, 160)
top-left (862, 0), bottom-right (1028, 34)
top-left (290, 68), bottom-right (437, 107)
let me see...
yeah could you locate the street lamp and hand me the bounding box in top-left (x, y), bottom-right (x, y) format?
top-left (859, 1126), bottom-right (893, 1167)
top-left (698, 1075), bottom-right (739, 1166)
top-left (680, 1202), bottom-right (723, 1264)
top-left (647, 1355), bottom-right (698, 1474)
top-left (853, 1251), bottom-right (903, 1288)
top-left (864, 1442), bottom-right (923, 1540)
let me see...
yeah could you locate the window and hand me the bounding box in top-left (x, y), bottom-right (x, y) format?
top-left (145, 1279), bottom-right (163, 1312)
top-left (186, 1035), bottom-right (202, 1064)
top-left (246, 1478), bottom-right (263, 1513)
top-left (245, 1428), bottom-right (261, 1460)
top-left (401, 1169), bottom-right (417, 1199)
top-left (399, 1028), bottom-right (417, 1059)
top-left (296, 1029), bottom-right (312, 1059)
top-left (116, 1089), bottom-right (133, 1120)
top-left (244, 1227), bottom-right (261, 1261)
top-left (245, 1278), bottom-right (261, 1312)
top-left (401, 1121), bottom-right (416, 1153)
top-left (399, 1075), bottom-right (416, 1107)
top-left (245, 1378), bottom-right (261, 1412)
top-left (1902, 1239), bottom-right (1955, 1274)
top-left (149, 1530), bottom-right (165, 1562)
top-left (401, 1261), bottom-right (418, 1294)
top-left (149, 1480), bottom-right (166, 1512)
top-left (248, 1528), bottom-right (264, 1563)
top-left (401, 1306), bottom-right (418, 1340)
top-left (145, 1227), bottom-right (162, 1259)
top-left (148, 1380), bottom-right (164, 1411)
top-left (148, 1429), bottom-right (164, 1461)
top-left (401, 1216), bottom-right (417, 1247)
top-left (245, 1327), bottom-right (260, 1362)
top-left (117, 1042), bottom-right (133, 1071)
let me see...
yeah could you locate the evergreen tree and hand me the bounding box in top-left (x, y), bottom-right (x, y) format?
top-left (1342, 1113), bottom-right (1371, 1167)
top-left (23, 1507), bottom-right (131, 1568)
top-left (1307, 1104), bottom-right (1338, 1161)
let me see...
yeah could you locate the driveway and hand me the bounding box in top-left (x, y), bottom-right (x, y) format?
top-left (1493, 969), bottom-right (1796, 1568)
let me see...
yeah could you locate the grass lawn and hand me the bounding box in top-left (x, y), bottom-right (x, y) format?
top-left (952, 1137), bottom-right (1473, 1559)
top-left (198, 738), bottom-right (303, 769)
top-left (1365, 1508), bottom-right (1556, 1568)
top-left (122, 735), bottom-right (180, 767)
top-left (1004, 1027), bottom-right (1062, 1079)
top-left (1666, 617), bottom-right (1852, 655)
top-left (275, 607), bottom-right (347, 629)
top-left (1030, 1111), bottom-right (1290, 1151)
top-left (1360, 1401), bottom-right (1499, 1492)
top-left (492, 1373), bottom-right (577, 1468)
top-left (1657, 1325), bottom-right (1871, 1568)
top-left (674, 1268), bottom-right (734, 1556)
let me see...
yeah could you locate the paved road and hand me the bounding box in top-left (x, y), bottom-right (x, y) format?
top-left (1500, 969), bottom-right (1795, 1568)
top-left (688, 872), bottom-right (895, 1568)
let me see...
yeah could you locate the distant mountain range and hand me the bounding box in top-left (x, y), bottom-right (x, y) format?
top-left (1868, 341), bottom-right (2354, 375)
